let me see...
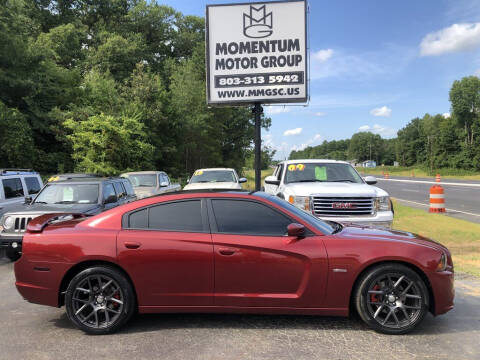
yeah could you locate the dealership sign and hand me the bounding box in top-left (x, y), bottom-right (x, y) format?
top-left (206, 0), bottom-right (308, 105)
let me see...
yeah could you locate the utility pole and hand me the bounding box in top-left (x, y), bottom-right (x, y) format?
top-left (253, 103), bottom-right (263, 191)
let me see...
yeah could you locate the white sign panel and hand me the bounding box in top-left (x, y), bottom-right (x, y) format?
top-left (206, 0), bottom-right (308, 105)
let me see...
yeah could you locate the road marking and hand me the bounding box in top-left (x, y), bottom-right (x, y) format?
top-left (376, 178), bottom-right (480, 188)
top-left (394, 198), bottom-right (480, 218)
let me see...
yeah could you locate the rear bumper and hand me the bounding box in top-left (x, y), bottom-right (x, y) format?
top-left (320, 211), bottom-right (394, 229)
top-left (14, 254), bottom-right (71, 307)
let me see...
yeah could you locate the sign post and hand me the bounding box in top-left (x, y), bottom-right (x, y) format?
top-left (206, 0), bottom-right (308, 190)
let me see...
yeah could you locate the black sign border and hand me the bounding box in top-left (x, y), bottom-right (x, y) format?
top-left (205, 0), bottom-right (308, 106)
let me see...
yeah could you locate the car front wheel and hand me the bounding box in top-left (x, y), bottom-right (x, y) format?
top-left (65, 266), bottom-right (136, 334)
top-left (354, 263), bottom-right (429, 334)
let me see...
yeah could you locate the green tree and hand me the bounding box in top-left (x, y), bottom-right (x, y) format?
top-left (449, 76), bottom-right (480, 146)
top-left (64, 113), bottom-right (154, 175)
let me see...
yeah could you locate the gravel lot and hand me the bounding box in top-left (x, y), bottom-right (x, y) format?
top-left (1, 255), bottom-right (479, 360)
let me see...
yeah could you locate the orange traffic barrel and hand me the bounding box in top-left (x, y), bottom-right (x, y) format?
top-left (435, 174), bottom-right (441, 182)
top-left (429, 185), bottom-right (445, 213)
top-left (384, 172), bottom-right (390, 179)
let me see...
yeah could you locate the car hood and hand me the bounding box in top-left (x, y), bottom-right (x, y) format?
top-left (1, 203), bottom-right (101, 217)
top-left (284, 182), bottom-right (388, 197)
top-left (183, 182), bottom-right (241, 190)
top-left (134, 187), bottom-right (156, 199)
top-left (337, 224), bottom-right (449, 252)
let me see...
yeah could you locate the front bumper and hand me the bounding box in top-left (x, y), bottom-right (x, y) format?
top-left (0, 233), bottom-right (23, 252)
top-left (318, 211), bottom-right (394, 229)
top-left (427, 270), bottom-right (455, 315)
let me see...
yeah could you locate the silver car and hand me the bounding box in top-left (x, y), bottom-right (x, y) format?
top-left (121, 171), bottom-right (181, 199)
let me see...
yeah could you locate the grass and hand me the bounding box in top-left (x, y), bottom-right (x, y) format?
top-left (356, 166), bottom-right (480, 180)
top-left (242, 168), bottom-right (274, 191)
top-left (392, 199), bottom-right (480, 277)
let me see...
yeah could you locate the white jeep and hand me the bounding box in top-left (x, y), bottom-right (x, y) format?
top-left (264, 159), bottom-right (393, 228)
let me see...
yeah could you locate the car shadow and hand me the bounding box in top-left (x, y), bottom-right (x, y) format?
top-left (50, 307), bottom-right (480, 336)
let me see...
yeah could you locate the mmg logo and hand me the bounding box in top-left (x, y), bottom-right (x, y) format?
top-left (243, 4), bottom-right (273, 38)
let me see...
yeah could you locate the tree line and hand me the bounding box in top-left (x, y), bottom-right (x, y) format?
top-left (0, 0), bottom-right (270, 178)
top-left (290, 76), bottom-right (480, 171)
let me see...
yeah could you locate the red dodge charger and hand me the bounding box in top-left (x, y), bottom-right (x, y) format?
top-left (14, 191), bottom-right (454, 335)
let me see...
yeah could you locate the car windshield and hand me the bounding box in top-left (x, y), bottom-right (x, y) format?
top-left (284, 162), bottom-right (363, 184)
top-left (34, 184), bottom-right (99, 204)
top-left (190, 170), bottom-right (236, 183)
top-left (126, 174), bottom-right (157, 187)
top-left (265, 194), bottom-right (335, 235)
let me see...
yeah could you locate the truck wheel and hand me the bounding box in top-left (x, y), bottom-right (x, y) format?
top-left (65, 266), bottom-right (136, 335)
top-left (354, 263), bottom-right (429, 334)
top-left (5, 248), bottom-right (21, 262)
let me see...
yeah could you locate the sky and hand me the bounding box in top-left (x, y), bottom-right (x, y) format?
top-left (159, 0), bottom-right (480, 159)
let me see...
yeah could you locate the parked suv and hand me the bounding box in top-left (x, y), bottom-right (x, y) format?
top-left (0, 169), bottom-right (43, 218)
top-left (0, 177), bottom-right (136, 261)
top-left (264, 159), bottom-right (393, 228)
top-left (121, 171), bottom-right (181, 199)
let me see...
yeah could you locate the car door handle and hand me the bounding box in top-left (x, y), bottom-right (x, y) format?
top-left (218, 248), bottom-right (236, 256)
top-left (124, 242), bottom-right (141, 249)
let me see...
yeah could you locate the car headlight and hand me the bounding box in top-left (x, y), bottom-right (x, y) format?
top-left (375, 196), bottom-right (391, 212)
top-left (288, 195), bottom-right (311, 212)
top-left (3, 216), bottom-right (14, 230)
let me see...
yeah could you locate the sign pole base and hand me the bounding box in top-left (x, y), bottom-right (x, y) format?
top-left (254, 103), bottom-right (263, 192)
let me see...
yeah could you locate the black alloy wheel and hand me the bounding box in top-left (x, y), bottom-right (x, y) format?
top-left (65, 266), bottom-right (135, 334)
top-left (355, 263), bottom-right (429, 334)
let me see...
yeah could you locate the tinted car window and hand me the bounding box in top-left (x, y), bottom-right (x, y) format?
top-left (212, 199), bottom-right (291, 236)
top-left (25, 177), bottom-right (41, 195)
top-left (103, 183), bottom-right (116, 202)
top-left (113, 182), bottom-right (125, 198)
top-left (149, 200), bottom-right (203, 232)
top-left (129, 208), bottom-right (148, 228)
top-left (2, 178), bottom-right (24, 199)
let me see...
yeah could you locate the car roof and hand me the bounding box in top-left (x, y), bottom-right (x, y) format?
top-left (121, 171), bottom-right (165, 175)
top-left (0, 169), bottom-right (39, 176)
top-left (279, 159), bottom-right (349, 165)
top-left (193, 168), bottom-right (235, 172)
top-left (49, 177), bottom-right (126, 184)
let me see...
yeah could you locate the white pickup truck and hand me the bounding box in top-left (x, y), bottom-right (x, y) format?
top-left (264, 159), bottom-right (393, 228)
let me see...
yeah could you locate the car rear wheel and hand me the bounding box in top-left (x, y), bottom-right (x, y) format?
top-left (354, 263), bottom-right (429, 334)
top-left (65, 266), bottom-right (135, 335)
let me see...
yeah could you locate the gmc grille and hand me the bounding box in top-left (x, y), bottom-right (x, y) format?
top-left (312, 197), bottom-right (374, 217)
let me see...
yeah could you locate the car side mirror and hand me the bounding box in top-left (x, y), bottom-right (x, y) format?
top-left (160, 181), bottom-right (168, 187)
top-left (24, 196), bottom-right (33, 205)
top-left (104, 194), bottom-right (117, 205)
top-left (364, 176), bottom-right (377, 185)
top-left (238, 177), bottom-right (247, 183)
top-left (265, 175), bottom-right (280, 186)
top-left (287, 223), bottom-right (305, 238)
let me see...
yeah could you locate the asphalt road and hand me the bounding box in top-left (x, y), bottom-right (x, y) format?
top-left (371, 176), bottom-right (480, 223)
top-left (1, 257), bottom-right (479, 360)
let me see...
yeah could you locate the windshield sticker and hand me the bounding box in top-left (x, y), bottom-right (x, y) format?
top-left (194, 170), bottom-right (203, 176)
top-left (288, 164), bottom-right (296, 171)
top-left (315, 166), bottom-right (327, 180)
top-left (296, 164), bottom-right (305, 171)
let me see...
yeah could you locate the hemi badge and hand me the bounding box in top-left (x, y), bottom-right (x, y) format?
top-left (333, 268), bottom-right (347, 273)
